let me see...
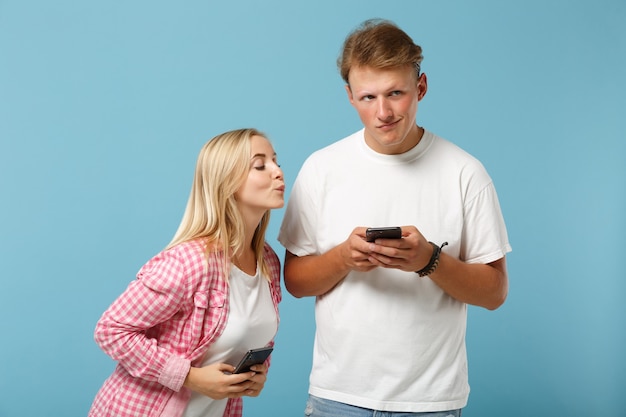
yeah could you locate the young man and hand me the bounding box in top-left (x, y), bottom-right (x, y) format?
top-left (278, 19), bottom-right (511, 416)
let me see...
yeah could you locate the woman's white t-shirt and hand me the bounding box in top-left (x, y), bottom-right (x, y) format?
top-left (183, 265), bottom-right (277, 417)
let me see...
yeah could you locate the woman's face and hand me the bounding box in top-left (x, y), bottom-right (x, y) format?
top-left (235, 135), bottom-right (285, 216)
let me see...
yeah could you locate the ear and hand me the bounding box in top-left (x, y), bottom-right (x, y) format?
top-left (417, 73), bottom-right (428, 101)
top-left (345, 84), bottom-right (355, 106)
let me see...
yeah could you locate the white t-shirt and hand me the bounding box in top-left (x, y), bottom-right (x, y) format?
top-left (278, 129), bottom-right (511, 412)
top-left (183, 265), bottom-right (278, 417)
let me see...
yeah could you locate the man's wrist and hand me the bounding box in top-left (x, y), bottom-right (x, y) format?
top-left (415, 241), bottom-right (448, 277)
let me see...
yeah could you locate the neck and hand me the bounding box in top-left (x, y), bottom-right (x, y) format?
top-left (233, 245), bottom-right (256, 275)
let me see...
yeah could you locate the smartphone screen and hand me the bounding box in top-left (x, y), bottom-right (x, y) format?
top-left (232, 347), bottom-right (274, 373)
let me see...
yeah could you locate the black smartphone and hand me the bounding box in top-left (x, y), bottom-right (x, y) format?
top-left (232, 346), bottom-right (274, 374)
top-left (365, 227), bottom-right (402, 242)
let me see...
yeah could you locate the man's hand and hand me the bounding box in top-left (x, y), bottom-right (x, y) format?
top-left (366, 225), bottom-right (508, 309)
top-left (338, 227), bottom-right (382, 272)
top-left (366, 225), bottom-right (433, 272)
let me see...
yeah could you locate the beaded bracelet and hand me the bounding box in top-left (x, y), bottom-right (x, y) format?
top-left (415, 241), bottom-right (448, 277)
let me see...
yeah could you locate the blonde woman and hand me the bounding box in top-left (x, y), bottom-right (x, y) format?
top-left (89, 128), bottom-right (285, 417)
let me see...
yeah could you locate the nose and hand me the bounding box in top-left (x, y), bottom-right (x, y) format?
top-left (376, 98), bottom-right (393, 121)
top-left (272, 162), bottom-right (283, 179)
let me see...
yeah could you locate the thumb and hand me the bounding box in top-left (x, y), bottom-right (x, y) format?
top-left (217, 362), bottom-right (236, 374)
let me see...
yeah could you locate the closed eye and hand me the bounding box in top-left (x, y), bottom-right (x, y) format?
top-left (253, 158), bottom-right (280, 171)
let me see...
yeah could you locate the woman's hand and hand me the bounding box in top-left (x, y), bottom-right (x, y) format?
top-left (183, 362), bottom-right (267, 399)
top-left (240, 363), bottom-right (268, 397)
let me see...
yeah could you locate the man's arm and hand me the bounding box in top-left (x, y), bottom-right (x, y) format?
top-left (366, 226), bottom-right (509, 310)
top-left (429, 255), bottom-right (508, 310)
top-left (285, 225), bottom-right (509, 309)
top-left (283, 227), bottom-right (377, 298)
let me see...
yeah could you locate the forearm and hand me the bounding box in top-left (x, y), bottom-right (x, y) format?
top-left (93, 275), bottom-right (192, 387)
top-left (283, 247), bottom-right (352, 298)
top-left (95, 314), bottom-right (190, 390)
top-left (428, 254), bottom-right (508, 310)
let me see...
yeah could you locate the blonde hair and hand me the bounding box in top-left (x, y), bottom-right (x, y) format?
top-left (167, 128), bottom-right (272, 279)
top-left (338, 19), bottom-right (424, 84)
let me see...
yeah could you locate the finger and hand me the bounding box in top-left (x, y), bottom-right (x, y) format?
top-left (370, 240), bottom-right (405, 253)
top-left (231, 380), bottom-right (256, 391)
top-left (370, 253), bottom-right (405, 268)
top-left (223, 373), bottom-right (255, 389)
top-left (218, 363), bottom-right (236, 374)
top-left (246, 375), bottom-right (267, 386)
top-left (368, 252), bottom-right (392, 265)
top-left (249, 364), bottom-right (267, 373)
top-left (353, 226), bottom-right (369, 238)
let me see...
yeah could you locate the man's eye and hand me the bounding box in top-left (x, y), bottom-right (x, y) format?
top-left (362, 95), bottom-right (374, 101)
top-left (390, 90), bottom-right (402, 96)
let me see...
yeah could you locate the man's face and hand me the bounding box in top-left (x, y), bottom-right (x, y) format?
top-left (346, 65), bottom-right (427, 155)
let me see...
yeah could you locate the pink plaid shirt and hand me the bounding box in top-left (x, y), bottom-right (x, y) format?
top-left (88, 239), bottom-right (282, 417)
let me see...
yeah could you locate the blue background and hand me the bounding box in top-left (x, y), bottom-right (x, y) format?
top-left (1, 0), bottom-right (624, 416)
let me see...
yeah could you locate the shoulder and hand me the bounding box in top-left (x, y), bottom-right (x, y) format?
top-left (426, 131), bottom-right (490, 177)
top-left (426, 131), bottom-right (477, 160)
top-left (303, 129), bottom-right (363, 165)
top-left (294, 130), bottom-right (363, 191)
top-left (137, 239), bottom-right (210, 293)
top-left (425, 131), bottom-right (498, 206)
top-left (262, 242), bottom-right (281, 276)
top-left (262, 242), bottom-right (282, 288)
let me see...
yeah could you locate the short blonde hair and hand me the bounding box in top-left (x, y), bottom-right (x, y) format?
top-left (167, 128), bottom-right (272, 279)
top-left (338, 19), bottom-right (423, 84)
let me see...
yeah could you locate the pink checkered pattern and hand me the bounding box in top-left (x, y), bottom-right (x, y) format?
top-left (88, 239), bottom-right (282, 417)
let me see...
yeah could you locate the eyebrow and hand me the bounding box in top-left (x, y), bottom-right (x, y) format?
top-left (251, 152), bottom-right (277, 159)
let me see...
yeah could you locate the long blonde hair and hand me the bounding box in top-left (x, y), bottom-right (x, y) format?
top-left (167, 128), bottom-right (272, 279)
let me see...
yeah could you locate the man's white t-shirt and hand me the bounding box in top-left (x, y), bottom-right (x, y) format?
top-left (278, 129), bottom-right (511, 412)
